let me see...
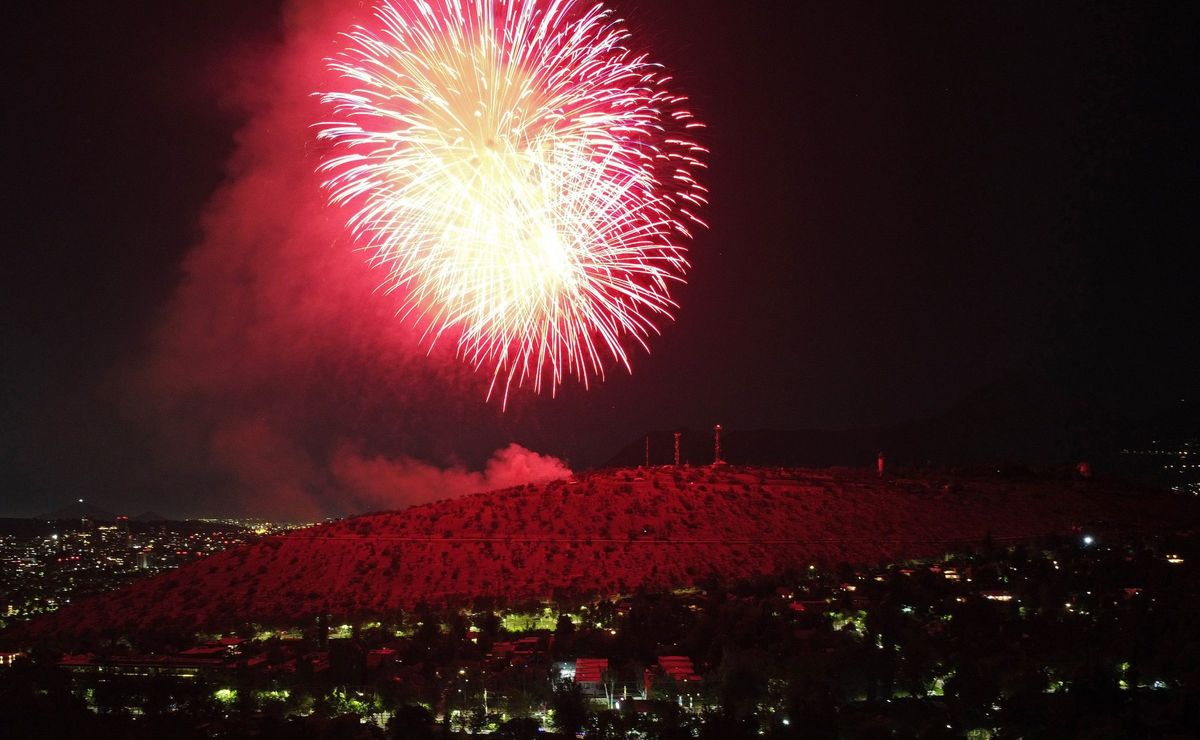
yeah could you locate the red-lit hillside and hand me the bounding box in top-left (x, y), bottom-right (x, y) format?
top-left (15, 466), bottom-right (1199, 639)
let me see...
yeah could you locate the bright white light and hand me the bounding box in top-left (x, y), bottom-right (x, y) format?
top-left (316, 0), bottom-right (708, 404)
top-left (1082, 535), bottom-right (1094, 546)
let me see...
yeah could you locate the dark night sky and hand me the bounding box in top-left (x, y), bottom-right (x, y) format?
top-left (3, 1), bottom-right (1197, 518)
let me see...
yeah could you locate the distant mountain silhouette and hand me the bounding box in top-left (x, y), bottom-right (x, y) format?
top-left (132, 511), bottom-right (170, 522)
top-left (607, 374), bottom-right (1129, 469)
top-left (35, 501), bottom-right (119, 521)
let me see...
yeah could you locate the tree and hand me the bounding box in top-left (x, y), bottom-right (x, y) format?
top-left (713, 650), bottom-right (767, 721)
top-left (388, 705), bottom-right (436, 740)
top-left (551, 678), bottom-right (588, 738)
top-left (586, 709), bottom-right (631, 739)
top-left (494, 717), bottom-right (541, 740)
top-left (329, 640), bottom-right (366, 685)
top-left (0, 652), bottom-right (91, 740)
top-left (556, 613), bottom-right (576, 638)
top-left (698, 710), bottom-right (757, 740)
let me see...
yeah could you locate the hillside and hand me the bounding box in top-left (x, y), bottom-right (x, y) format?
top-left (34, 501), bottom-right (119, 522)
top-left (13, 466), bottom-right (1200, 640)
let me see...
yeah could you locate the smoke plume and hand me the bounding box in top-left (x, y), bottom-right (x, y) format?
top-left (331, 443), bottom-right (572, 512)
top-left (123, 0), bottom-right (571, 519)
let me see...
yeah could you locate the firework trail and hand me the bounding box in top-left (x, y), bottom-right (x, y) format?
top-left (316, 0), bottom-right (707, 405)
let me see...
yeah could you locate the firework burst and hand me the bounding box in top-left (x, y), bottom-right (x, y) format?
top-left (316, 0), bottom-right (707, 405)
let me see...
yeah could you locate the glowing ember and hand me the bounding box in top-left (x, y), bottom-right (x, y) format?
top-left (316, 0), bottom-right (708, 404)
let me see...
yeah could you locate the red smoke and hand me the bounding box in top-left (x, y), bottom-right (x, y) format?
top-left (331, 443), bottom-right (572, 512)
top-left (124, 0), bottom-right (571, 519)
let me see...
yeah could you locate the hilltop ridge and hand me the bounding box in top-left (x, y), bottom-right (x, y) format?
top-left (12, 465), bottom-right (1199, 641)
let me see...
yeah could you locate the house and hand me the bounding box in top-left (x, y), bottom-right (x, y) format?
top-left (514, 636), bottom-right (542, 656)
top-left (178, 645), bottom-right (228, 659)
top-left (0, 652), bottom-right (25, 667)
top-left (574, 658), bottom-right (609, 698)
top-left (657, 656), bottom-right (700, 683)
top-left (646, 656), bottom-right (701, 696)
top-left (790, 599), bottom-right (830, 613)
top-left (979, 590), bottom-right (1014, 602)
top-left (366, 648), bottom-right (397, 670)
